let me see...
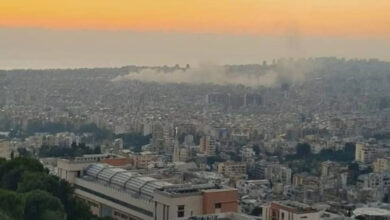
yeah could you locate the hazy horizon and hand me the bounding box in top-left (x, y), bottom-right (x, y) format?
top-left (1, 27), bottom-right (390, 70)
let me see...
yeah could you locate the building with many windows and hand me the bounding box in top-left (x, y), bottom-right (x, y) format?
top-left (57, 161), bottom-right (238, 220)
top-left (217, 161), bottom-right (247, 178)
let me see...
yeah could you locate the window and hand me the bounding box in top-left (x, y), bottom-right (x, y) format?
top-left (114, 211), bottom-right (129, 220)
top-left (281, 213), bottom-right (285, 219)
top-left (215, 203), bottom-right (222, 209)
top-left (272, 211), bottom-right (277, 220)
top-left (177, 205), bottom-right (185, 217)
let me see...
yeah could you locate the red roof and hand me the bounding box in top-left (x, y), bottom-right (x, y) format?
top-left (101, 158), bottom-right (132, 167)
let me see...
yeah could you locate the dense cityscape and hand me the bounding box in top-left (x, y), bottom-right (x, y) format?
top-left (0, 57), bottom-right (390, 220)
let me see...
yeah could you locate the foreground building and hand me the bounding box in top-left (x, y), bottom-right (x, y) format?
top-left (262, 201), bottom-right (323, 220)
top-left (57, 161), bottom-right (238, 220)
top-left (352, 208), bottom-right (390, 220)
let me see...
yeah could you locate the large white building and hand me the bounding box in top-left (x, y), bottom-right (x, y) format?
top-left (57, 160), bottom-right (238, 220)
top-left (355, 143), bottom-right (377, 163)
top-left (265, 164), bottom-right (292, 185)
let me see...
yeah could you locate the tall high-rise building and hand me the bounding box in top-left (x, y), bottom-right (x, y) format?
top-left (199, 136), bottom-right (216, 156)
top-left (172, 138), bottom-right (180, 162)
top-left (355, 143), bottom-right (377, 163)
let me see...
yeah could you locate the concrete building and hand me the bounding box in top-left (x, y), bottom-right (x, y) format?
top-left (172, 138), bottom-right (181, 162)
top-left (358, 172), bottom-right (390, 189)
top-left (352, 208), bottom-right (390, 220)
top-left (57, 162), bottom-right (238, 220)
top-left (236, 179), bottom-right (271, 199)
top-left (199, 136), bottom-right (216, 156)
top-left (179, 212), bottom-right (261, 220)
top-left (374, 158), bottom-right (390, 173)
top-left (113, 138), bottom-right (124, 154)
top-left (262, 201), bottom-right (322, 220)
top-left (265, 164), bottom-right (292, 185)
top-left (321, 161), bottom-right (340, 178)
top-left (129, 152), bottom-right (159, 169)
top-left (217, 162), bottom-right (247, 178)
top-left (355, 143), bottom-right (377, 163)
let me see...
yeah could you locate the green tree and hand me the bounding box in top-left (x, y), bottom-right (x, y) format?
top-left (252, 145), bottom-right (260, 155)
top-left (17, 172), bottom-right (93, 220)
top-left (296, 143), bottom-right (311, 158)
top-left (0, 210), bottom-right (11, 220)
top-left (24, 190), bottom-right (66, 220)
top-left (66, 198), bottom-right (95, 220)
top-left (0, 189), bottom-right (24, 219)
top-left (0, 157), bottom-right (44, 190)
top-left (0, 157), bottom-right (101, 220)
top-left (206, 155), bottom-right (226, 165)
top-left (115, 133), bottom-right (151, 149)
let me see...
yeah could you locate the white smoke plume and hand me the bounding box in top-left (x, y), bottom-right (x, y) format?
top-left (111, 61), bottom-right (311, 87)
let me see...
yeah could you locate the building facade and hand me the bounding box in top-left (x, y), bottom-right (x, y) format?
top-left (57, 161), bottom-right (238, 220)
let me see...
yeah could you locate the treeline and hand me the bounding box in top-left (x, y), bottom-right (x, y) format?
top-left (22, 121), bottom-right (111, 141)
top-left (115, 133), bottom-right (151, 152)
top-left (286, 142), bottom-right (355, 162)
top-left (284, 143), bottom-right (355, 174)
top-left (372, 132), bottom-right (390, 140)
top-left (8, 120), bottom-right (152, 150)
top-left (0, 157), bottom-right (111, 220)
top-left (8, 121), bottom-right (112, 141)
top-left (39, 143), bottom-right (101, 158)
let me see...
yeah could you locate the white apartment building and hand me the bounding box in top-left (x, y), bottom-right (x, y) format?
top-left (265, 164), bottom-right (292, 185)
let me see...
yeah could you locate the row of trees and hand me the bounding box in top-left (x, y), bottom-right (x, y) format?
top-left (284, 143), bottom-right (356, 174)
top-left (9, 122), bottom-right (112, 141)
top-left (115, 133), bottom-right (151, 152)
top-left (39, 143), bottom-right (101, 158)
top-left (0, 157), bottom-right (111, 220)
top-left (290, 142), bottom-right (355, 162)
top-left (7, 120), bottom-right (152, 152)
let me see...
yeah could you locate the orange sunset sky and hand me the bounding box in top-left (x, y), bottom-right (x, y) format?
top-left (1, 0), bottom-right (390, 68)
top-left (1, 0), bottom-right (390, 36)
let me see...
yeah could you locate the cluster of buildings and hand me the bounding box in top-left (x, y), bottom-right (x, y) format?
top-left (1, 59), bottom-right (390, 219)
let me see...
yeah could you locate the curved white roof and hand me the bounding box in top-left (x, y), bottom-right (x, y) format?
top-left (353, 208), bottom-right (390, 217)
top-left (83, 163), bottom-right (171, 198)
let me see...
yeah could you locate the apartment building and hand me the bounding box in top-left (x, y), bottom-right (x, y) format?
top-left (373, 157), bottom-right (390, 173)
top-left (57, 161), bottom-right (238, 220)
top-left (265, 164), bottom-right (292, 185)
top-left (217, 161), bottom-right (247, 178)
top-left (199, 136), bottom-right (216, 156)
top-left (355, 143), bottom-right (377, 163)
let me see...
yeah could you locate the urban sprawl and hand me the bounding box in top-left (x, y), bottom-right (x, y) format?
top-left (1, 58), bottom-right (390, 220)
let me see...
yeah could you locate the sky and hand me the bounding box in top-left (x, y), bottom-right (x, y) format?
top-left (1, 0), bottom-right (390, 69)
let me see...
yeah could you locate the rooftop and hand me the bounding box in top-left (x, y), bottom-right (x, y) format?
top-left (83, 163), bottom-right (171, 199)
top-left (272, 201), bottom-right (319, 214)
top-left (353, 208), bottom-right (390, 217)
top-left (100, 157), bottom-right (132, 166)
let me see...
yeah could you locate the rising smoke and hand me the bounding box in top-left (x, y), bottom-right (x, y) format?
top-left (111, 61), bottom-right (312, 87)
